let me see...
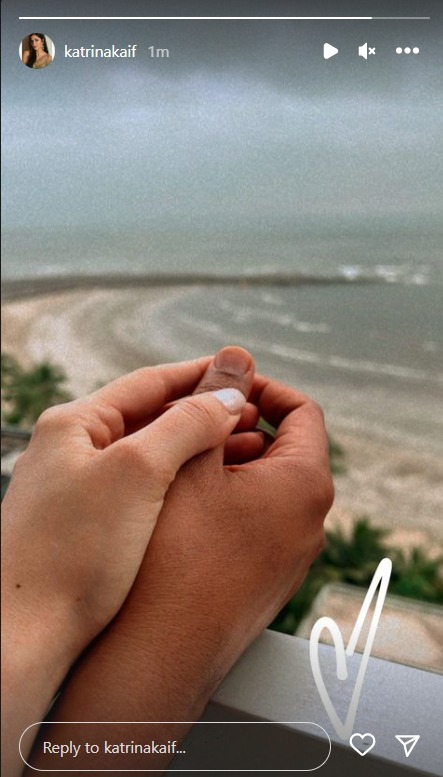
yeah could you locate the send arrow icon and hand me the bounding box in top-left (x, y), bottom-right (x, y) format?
top-left (323, 43), bottom-right (339, 59)
top-left (395, 735), bottom-right (420, 758)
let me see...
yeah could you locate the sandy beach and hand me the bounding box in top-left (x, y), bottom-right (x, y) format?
top-left (2, 286), bottom-right (189, 397)
top-left (2, 283), bottom-right (443, 552)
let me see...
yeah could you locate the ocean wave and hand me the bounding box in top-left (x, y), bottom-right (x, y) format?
top-left (177, 316), bottom-right (225, 337)
top-left (218, 300), bottom-right (330, 333)
top-left (155, 313), bottom-right (440, 385)
top-left (258, 291), bottom-right (285, 306)
top-left (133, 292), bottom-right (443, 394)
top-left (339, 263), bottom-right (433, 286)
top-left (268, 343), bottom-right (442, 384)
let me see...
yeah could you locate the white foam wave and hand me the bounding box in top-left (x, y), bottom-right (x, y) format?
top-left (338, 263), bottom-right (432, 286)
top-left (267, 343), bottom-right (442, 384)
top-left (258, 291), bottom-right (284, 306)
top-left (177, 317), bottom-right (225, 337)
top-left (295, 321), bottom-right (330, 334)
top-left (339, 265), bottom-right (363, 280)
top-left (217, 302), bottom-right (330, 333)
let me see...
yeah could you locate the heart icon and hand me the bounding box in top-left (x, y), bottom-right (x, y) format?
top-left (350, 733), bottom-right (376, 756)
top-left (309, 558), bottom-right (392, 739)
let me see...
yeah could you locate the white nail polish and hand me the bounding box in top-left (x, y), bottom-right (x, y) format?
top-left (213, 388), bottom-right (246, 414)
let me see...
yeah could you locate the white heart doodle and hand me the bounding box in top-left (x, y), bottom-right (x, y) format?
top-left (350, 732), bottom-right (376, 756)
top-left (309, 557), bottom-right (392, 740)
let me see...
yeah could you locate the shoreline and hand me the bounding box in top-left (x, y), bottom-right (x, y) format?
top-left (1, 286), bottom-right (187, 396)
top-left (2, 284), bottom-right (443, 548)
top-left (1, 272), bottom-right (387, 301)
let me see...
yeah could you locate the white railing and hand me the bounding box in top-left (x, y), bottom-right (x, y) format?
top-left (171, 630), bottom-right (443, 775)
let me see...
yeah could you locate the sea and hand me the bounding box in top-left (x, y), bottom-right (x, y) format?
top-left (2, 222), bottom-right (442, 453)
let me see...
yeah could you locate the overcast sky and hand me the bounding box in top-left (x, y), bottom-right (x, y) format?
top-left (2, 1), bottom-right (442, 243)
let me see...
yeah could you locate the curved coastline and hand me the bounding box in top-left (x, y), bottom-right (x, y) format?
top-left (2, 279), bottom-right (443, 549)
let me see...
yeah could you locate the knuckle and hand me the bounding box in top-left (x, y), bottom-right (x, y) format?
top-left (310, 470), bottom-right (335, 518)
top-left (11, 449), bottom-right (29, 473)
top-left (91, 400), bottom-right (125, 443)
top-left (113, 439), bottom-right (175, 487)
top-left (34, 403), bottom-right (72, 433)
top-left (115, 438), bottom-right (150, 471)
top-left (34, 406), bottom-right (57, 429)
top-left (294, 460), bottom-right (334, 518)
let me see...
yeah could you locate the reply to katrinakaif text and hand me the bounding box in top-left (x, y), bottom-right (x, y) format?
top-left (20, 722), bottom-right (330, 771)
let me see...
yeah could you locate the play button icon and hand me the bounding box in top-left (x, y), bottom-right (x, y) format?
top-left (323, 43), bottom-right (339, 59)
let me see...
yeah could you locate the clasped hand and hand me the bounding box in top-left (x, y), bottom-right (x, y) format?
top-left (2, 346), bottom-right (333, 776)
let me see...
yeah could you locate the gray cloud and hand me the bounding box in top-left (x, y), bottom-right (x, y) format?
top-left (2, 0), bottom-right (442, 242)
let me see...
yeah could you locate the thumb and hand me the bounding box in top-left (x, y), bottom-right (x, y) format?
top-left (114, 388), bottom-right (247, 491)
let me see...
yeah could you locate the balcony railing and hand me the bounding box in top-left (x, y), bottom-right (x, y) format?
top-left (170, 630), bottom-right (443, 775)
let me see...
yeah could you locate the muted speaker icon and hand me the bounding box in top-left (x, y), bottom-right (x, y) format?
top-left (359, 42), bottom-right (376, 59)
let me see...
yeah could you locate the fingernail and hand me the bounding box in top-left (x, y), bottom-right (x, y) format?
top-left (214, 347), bottom-right (252, 375)
top-left (213, 388), bottom-right (247, 414)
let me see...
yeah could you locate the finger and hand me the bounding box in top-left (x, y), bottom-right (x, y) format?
top-left (134, 352), bottom-right (258, 440)
top-left (241, 375), bottom-right (331, 473)
top-left (157, 400), bottom-right (258, 437)
top-left (74, 357), bottom-right (214, 444)
top-left (268, 401), bottom-right (331, 472)
top-left (192, 346), bottom-right (255, 399)
top-left (143, 399), bottom-right (259, 434)
top-left (269, 403), bottom-right (329, 470)
top-left (184, 345), bottom-right (256, 469)
top-left (254, 427), bottom-right (276, 456)
top-left (228, 391), bottom-right (333, 525)
top-left (112, 389), bottom-right (248, 492)
top-left (234, 402), bottom-right (260, 433)
top-left (251, 375), bottom-right (328, 453)
top-left (224, 431), bottom-right (265, 464)
top-left (249, 373), bottom-right (312, 427)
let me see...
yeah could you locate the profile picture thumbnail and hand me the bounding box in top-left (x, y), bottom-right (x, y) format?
top-left (20, 33), bottom-right (55, 69)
